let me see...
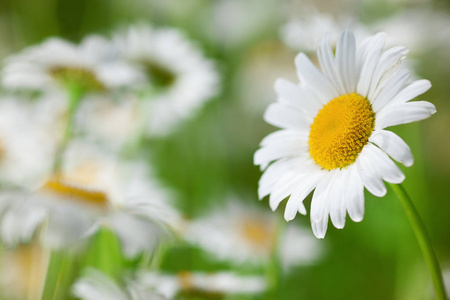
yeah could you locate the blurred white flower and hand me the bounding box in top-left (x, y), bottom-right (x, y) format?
top-left (0, 97), bottom-right (60, 188)
top-left (134, 270), bottom-right (266, 299)
top-left (0, 140), bottom-right (180, 257)
top-left (0, 244), bottom-right (46, 300)
top-left (372, 8), bottom-right (450, 57)
top-left (184, 200), bottom-right (321, 268)
top-left (73, 268), bottom-right (167, 300)
top-left (115, 25), bottom-right (220, 136)
top-left (74, 95), bottom-right (143, 151)
top-left (210, 0), bottom-right (280, 48)
top-left (2, 35), bottom-right (141, 93)
top-left (280, 12), bottom-right (369, 53)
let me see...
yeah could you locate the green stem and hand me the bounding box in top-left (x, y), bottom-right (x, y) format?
top-left (40, 250), bottom-right (76, 300)
top-left (389, 183), bottom-right (447, 300)
top-left (53, 85), bottom-right (84, 172)
top-left (266, 214), bottom-right (286, 300)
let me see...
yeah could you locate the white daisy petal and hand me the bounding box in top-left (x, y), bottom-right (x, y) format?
top-left (367, 46), bottom-right (409, 100)
top-left (73, 269), bottom-right (130, 300)
top-left (387, 79), bottom-right (432, 106)
top-left (284, 168), bottom-right (323, 221)
top-left (335, 29), bottom-right (356, 93)
top-left (364, 144), bottom-right (405, 184)
top-left (260, 129), bottom-right (307, 147)
top-left (355, 151), bottom-right (387, 197)
top-left (269, 171), bottom-right (304, 211)
top-left (254, 141), bottom-right (306, 170)
top-left (297, 203), bottom-right (307, 215)
top-left (369, 130), bottom-right (414, 167)
top-left (345, 165), bottom-right (365, 222)
top-left (274, 79), bottom-right (320, 116)
top-left (310, 171), bottom-right (335, 223)
top-left (375, 101), bottom-right (436, 129)
top-left (357, 32), bottom-right (386, 97)
top-left (329, 171), bottom-right (348, 229)
top-left (295, 53), bottom-right (338, 103)
top-left (371, 69), bottom-right (411, 112)
top-left (258, 158), bottom-right (299, 199)
top-left (263, 103), bottom-right (310, 130)
top-left (311, 213), bottom-right (329, 239)
top-left (317, 34), bottom-right (345, 94)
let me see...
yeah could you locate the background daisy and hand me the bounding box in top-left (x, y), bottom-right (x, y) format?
top-left (115, 25), bottom-right (220, 136)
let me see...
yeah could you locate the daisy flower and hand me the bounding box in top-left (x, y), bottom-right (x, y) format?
top-left (184, 200), bottom-right (321, 268)
top-left (133, 270), bottom-right (266, 299)
top-left (0, 244), bottom-right (46, 300)
top-left (0, 97), bottom-right (60, 188)
top-left (280, 12), bottom-right (369, 53)
top-left (2, 35), bottom-right (140, 94)
top-left (73, 268), bottom-right (167, 300)
top-left (254, 29), bottom-right (435, 238)
top-left (0, 140), bottom-right (179, 257)
top-left (74, 95), bottom-right (143, 151)
top-left (114, 25), bottom-right (220, 136)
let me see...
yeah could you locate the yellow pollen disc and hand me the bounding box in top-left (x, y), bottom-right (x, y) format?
top-left (41, 178), bottom-right (108, 208)
top-left (309, 93), bottom-right (375, 170)
top-left (241, 220), bottom-right (273, 249)
top-left (0, 140), bottom-right (5, 162)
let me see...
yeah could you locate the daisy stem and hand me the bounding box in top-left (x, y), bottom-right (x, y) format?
top-left (389, 183), bottom-right (447, 300)
top-left (53, 84), bottom-right (84, 172)
top-left (266, 214), bottom-right (286, 300)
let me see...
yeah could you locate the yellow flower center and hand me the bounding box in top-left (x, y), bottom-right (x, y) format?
top-left (49, 66), bottom-right (105, 92)
top-left (0, 140), bottom-right (5, 162)
top-left (241, 220), bottom-right (273, 250)
top-left (308, 93), bottom-right (375, 170)
top-left (41, 178), bottom-right (108, 208)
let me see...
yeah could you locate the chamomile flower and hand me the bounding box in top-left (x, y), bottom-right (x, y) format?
top-left (114, 25), bottom-right (220, 136)
top-left (254, 29), bottom-right (436, 238)
top-left (2, 35), bottom-right (140, 93)
top-left (74, 269), bottom-right (264, 300)
top-left (0, 97), bottom-right (60, 188)
top-left (0, 244), bottom-right (46, 300)
top-left (74, 95), bottom-right (143, 151)
top-left (184, 200), bottom-right (321, 268)
top-left (134, 271), bottom-right (266, 299)
top-left (0, 141), bottom-right (179, 256)
top-left (73, 268), bottom-right (167, 300)
top-left (280, 12), bottom-right (369, 53)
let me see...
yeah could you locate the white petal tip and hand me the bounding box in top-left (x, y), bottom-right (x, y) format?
top-left (374, 190), bottom-right (387, 198)
top-left (298, 206), bottom-right (307, 216)
top-left (274, 78), bottom-right (284, 91)
top-left (403, 160), bottom-right (414, 167)
top-left (269, 202), bottom-right (279, 211)
top-left (354, 216), bottom-right (364, 222)
top-left (333, 223), bottom-right (345, 230)
top-left (284, 213), bottom-right (295, 222)
top-left (294, 52), bottom-right (308, 65)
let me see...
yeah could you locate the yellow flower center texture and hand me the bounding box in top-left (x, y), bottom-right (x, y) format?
top-left (241, 219), bottom-right (273, 250)
top-left (308, 93), bottom-right (375, 170)
top-left (41, 178), bottom-right (108, 208)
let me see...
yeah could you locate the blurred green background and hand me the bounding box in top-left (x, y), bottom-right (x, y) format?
top-left (0, 0), bottom-right (450, 299)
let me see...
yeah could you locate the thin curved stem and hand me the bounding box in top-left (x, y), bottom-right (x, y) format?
top-left (389, 183), bottom-right (447, 300)
top-left (266, 214), bottom-right (286, 300)
top-left (53, 85), bottom-right (84, 172)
